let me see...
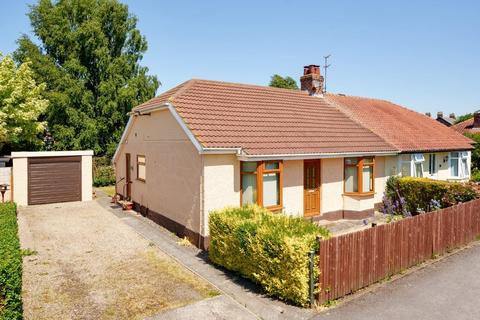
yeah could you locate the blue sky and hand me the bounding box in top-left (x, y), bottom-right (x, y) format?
top-left (1, 0), bottom-right (479, 116)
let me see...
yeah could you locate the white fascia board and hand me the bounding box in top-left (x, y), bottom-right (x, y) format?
top-left (112, 115), bottom-right (134, 163)
top-left (11, 150), bottom-right (94, 158)
top-left (238, 151), bottom-right (398, 161)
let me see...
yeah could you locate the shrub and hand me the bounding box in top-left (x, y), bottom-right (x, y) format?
top-left (385, 176), bottom-right (479, 214)
top-left (93, 156), bottom-right (115, 187)
top-left (471, 169), bottom-right (480, 182)
top-left (208, 205), bottom-right (330, 306)
top-left (0, 202), bottom-right (22, 320)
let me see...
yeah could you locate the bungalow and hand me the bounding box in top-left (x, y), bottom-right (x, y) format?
top-left (113, 65), bottom-right (473, 249)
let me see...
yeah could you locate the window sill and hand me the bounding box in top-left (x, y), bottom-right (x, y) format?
top-left (265, 205), bottom-right (283, 212)
top-left (136, 178), bottom-right (146, 183)
top-left (343, 192), bottom-right (375, 197)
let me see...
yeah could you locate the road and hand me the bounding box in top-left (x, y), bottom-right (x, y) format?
top-left (314, 243), bottom-right (480, 320)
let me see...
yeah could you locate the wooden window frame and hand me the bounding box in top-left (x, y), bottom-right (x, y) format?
top-left (343, 157), bottom-right (375, 196)
top-left (240, 160), bottom-right (283, 211)
top-left (136, 154), bottom-right (146, 182)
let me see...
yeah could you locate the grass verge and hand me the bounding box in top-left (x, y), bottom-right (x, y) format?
top-left (96, 185), bottom-right (116, 197)
top-left (0, 202), bottom-right (22, 320)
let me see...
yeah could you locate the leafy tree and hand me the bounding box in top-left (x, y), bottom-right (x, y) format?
top-left (455, 113), bottom-right (473, 124)
top-left (465, 133), bottom-right (480, 172)
top-left (14, 0), bottom-right (159, 156)
top-left (269, 74), bottom-right (298, 90)
top-left (0, 53), bottom-right (48, 153)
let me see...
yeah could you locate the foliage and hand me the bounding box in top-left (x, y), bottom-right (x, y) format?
top-left (0, 202), bottom-right (22, 320)
top-left (471, 169), bottom-right (480, 182)
top-left (93, 156), bottom-right (115, 187)
top-left (384, 176), bottom-right (479, 215)
top-left (454, 113), bottom-right (473, 124)
top-left (465, 133), bottom-right (480, 173)
top-left (269, 74), bottom-right (298, 90)
top-left (208, 205), bottom-right (329, 306)
top-left (0, 53), bottom-right (48, 154)
top-left (14, 0), bottom-right (159, 157)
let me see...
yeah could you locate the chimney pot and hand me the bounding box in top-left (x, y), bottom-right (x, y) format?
top-left (474, 111), bottom-right (480, 128)
top-left (437, 111), bottom-right (443, 118)
top-left (300, 64), bottom-right (324, 96)
top-left (425, 112), bottom-right (431, 117)
top-left (449, 113), bottom-right (456, 119)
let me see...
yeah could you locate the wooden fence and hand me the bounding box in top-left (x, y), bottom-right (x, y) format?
top-left (317, 199), bottom-right (480, 304)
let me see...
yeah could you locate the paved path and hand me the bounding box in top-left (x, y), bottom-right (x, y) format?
top-left (314, 243), bottom-right (480, 320)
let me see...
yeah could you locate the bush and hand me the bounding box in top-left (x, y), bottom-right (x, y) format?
top-left (471, 169), bottom-right (480, 182)
top-left (0, 203), bottom-right (22, 320)
top-left (385, 176), bottom-right (479, 214)
top-left (93, 156), bottom-right (115, 187)
top-left (208, 205), bottom-right (329, 306)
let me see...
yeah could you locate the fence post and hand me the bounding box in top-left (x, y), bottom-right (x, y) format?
top-left (309, 249), bottom-right (315, 307)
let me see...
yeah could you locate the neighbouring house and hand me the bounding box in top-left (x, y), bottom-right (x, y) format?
top-left (113, 65), bottom-right (474, 249)
top-left (436, 111), bottom-right (456, 127)
top-left (451, 110), bottom-right (480, 135)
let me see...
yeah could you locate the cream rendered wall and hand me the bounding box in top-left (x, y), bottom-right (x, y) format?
top-left (202, 154), bottom-right (240, 236)
top-left (321, 158), bottom-right (343, 214)
top-left (12, 158), bottom-right (27, 206)
top-left (81, 155), bottom-right (93, 201)
top-left (114, 109), bottom-right (203, 235)
top-left (373, 156), bottom-right (387, 204)
top-left (282, 160), bottom-right (303, 216)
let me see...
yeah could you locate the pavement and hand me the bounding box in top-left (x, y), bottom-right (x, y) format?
top-left (314, 243), bottom-right (480, 320)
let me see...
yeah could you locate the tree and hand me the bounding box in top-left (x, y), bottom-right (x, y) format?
top-left (455, 113), bottom-right (473, 124)
top-left (269, 74), bottom-right (298, 90)
top-left (14, 0), bottom-right (159, 156)
top-left (0, 53), bottom-right (48, 153)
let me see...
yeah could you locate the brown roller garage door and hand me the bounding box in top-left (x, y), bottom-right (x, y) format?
top-left (28, 156), bottom-right (82, 205)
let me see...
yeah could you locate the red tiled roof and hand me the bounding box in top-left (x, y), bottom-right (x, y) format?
top-left (326, 94), bottom-right (474, 152)
top-left (452, 118), bottom-right (480, 135)
top-left (134, 79), bottom-right (395, 155)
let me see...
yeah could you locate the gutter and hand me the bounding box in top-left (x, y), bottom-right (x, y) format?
top-left (238, 151), bottom-right (398, 161)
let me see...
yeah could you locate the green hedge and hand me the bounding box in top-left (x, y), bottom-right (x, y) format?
top-left (0, 203), bottom-right (22, 320)
top-left (385, 176), bottom-right (479, 214)
top-left (93, 156), bottom-right (115, 187)
top-left (208, 205), bottom-right (330, 306)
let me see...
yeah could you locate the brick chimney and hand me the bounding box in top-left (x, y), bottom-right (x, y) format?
top-left (300, 65), bottom-right (324, 96)
top-left (437, 111), bottom-right (443, 119)
top-left (474, 111), bottom-right (480, 128)
top-left (449, 113), bottom-right (456, 119)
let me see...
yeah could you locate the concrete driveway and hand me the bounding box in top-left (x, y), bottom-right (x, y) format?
top-left (17, 201), bottom-right (218, 320)
top-left (314, 243), bottom-right (480, 320)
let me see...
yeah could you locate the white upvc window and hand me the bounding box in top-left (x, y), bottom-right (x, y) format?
top-left (450, 151), bottom-right (470, 178)
top-left (428, 154), bottom-right (437, 176)
top-left (398, 153), bottom-right (424, 177)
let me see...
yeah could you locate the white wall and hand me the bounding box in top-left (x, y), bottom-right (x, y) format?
top-left (0, 167), bottom-right (12, 202)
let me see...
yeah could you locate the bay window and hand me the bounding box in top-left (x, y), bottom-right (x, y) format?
top-left (450, 152), bottom-right (469, 178)
top-left (344, 157), bottom-right (375, 195)
top-left (240, 161), bottom-right (283, 210)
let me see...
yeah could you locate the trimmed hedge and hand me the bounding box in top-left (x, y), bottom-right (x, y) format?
top-left (208, 205), bottom-right (330, 306)
top-left (385, 176), bottom-right (479, 214)
top-left (0, 203), bottom-right (22, 320)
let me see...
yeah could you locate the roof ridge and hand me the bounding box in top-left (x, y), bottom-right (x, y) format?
top-left (323, 95), bottom-right (399, 151)
top-left (185, 78), bottom-right (309, 95)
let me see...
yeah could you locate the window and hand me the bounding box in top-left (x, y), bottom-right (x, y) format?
top-left (428, 154), bottom-right (437, 175)
top-left (451, 152), bottom-right (470, 178)
top-left (412, 153), bottom-right (424, 178)
top-left (240, 161), bottom-right (283, 210)
top-left (344, 157), bottom-right (375, 194)
top-left (398, 153), bottom-right (424, 177)
top-left (137, 155), bottom-right (146, 181)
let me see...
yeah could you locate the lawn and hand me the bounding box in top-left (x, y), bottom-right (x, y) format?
top-left (96, 185), bottom-right (116, 197)
top-left (0, 202), bottom-right (22, 320)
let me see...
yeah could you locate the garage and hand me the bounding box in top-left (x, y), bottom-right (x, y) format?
top-left (28, 156), bottom-right (82, 205)
top-left (11, 151), bottom-right (93, 206)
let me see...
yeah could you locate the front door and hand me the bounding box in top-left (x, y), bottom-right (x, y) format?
top-left (125, 153), bottom-right (132, 199)
top-left (304, 160), bottom-right (321, 217)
